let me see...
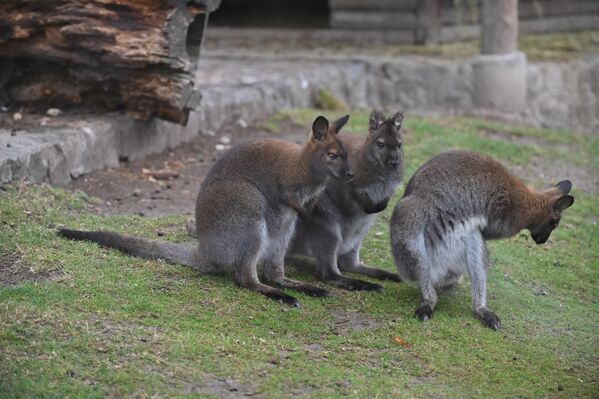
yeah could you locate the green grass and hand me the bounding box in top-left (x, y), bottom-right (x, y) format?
top-left (1, 111), bottom-right (598, 398)
top-left (222, 30), bottom-right (599, 62)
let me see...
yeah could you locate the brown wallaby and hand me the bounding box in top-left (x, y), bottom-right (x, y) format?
top-left (390, 150), bottom-right (574, 330)
top-left (59, 115), bottom-right (354, 307)
top-left (286, 110), bottom-right (403, 291)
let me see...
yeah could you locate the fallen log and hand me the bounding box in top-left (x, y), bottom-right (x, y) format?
top-left (0, 0), bottom-right (221, 124)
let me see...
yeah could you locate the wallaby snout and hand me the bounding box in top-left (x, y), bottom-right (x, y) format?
top-left (388, 159), bottom-right (400, 169)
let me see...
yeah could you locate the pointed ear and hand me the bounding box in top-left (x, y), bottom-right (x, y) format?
top-left (391, 111), bottom-right (404, 130)
top-left (553, 195), bottom-right (574, 211)
top-left (369, 110), bottom-right (385, 131)
top-left (555, 180), bottom-right (572, 195)
top-left (330, 114), bottom-right (349, 134)
top-left (311, 116), bottom-right (329, 141)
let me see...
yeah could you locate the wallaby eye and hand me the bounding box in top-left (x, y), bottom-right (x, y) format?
top-left (328, 152), bottom-right (338, 160)
top-left (376, 141), bottom-right (385, 148)
top-left (397, 142), bottom-right (403, 149)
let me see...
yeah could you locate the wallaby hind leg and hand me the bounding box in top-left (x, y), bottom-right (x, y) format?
top-left (293, 227), bottom-right (382, 291)
top-left (236, 253), bottom-right (300, 308)
top-left (338, 248), bottom-right (401, 282)
top-left (263, 252), bottom-right (331, 298)
top-left (465, 233), bottom-right (501, 331)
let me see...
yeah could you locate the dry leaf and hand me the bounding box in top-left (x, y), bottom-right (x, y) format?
top-left (393, 336), bottom-right (411, 347)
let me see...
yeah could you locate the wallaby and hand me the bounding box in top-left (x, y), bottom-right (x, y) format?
top-left (390, 150), bottom-right (574, 330)
top-left (286, 110), bottom-right (404, 291)
top-left (59, 115), bottom-right (354, 307)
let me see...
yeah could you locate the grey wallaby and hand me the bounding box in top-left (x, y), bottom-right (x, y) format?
top-left (59, 115), bottom-right (354, 307)
top-left (390, 150), bottom-right (574, 330)
top-left (287, 110), bottom-right (403, 291)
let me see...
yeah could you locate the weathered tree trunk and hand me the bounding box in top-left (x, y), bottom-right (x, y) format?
top-left (0, 0), bottom-right (220, 124)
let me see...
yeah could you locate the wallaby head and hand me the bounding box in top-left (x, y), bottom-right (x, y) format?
top-left (366, 110), bottom-right (404, 170)
top-left (306, 114), bottom-right (353, 181)
top-left (529, 180), bottom-right (575, 244)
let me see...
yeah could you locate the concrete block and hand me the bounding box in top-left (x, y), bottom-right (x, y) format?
top-left (471, 51), bottom-right (527, 112)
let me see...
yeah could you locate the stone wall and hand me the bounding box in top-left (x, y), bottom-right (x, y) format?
top-left (1, 53), bottom-right (597, 185)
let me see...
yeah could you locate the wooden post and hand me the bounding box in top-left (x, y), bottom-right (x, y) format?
top-left (472, 0), bottom-right (527, 112)
top-left (480, 0), bottom-right (519, 54)
top-left (416, 0), bottom-right (441, 44)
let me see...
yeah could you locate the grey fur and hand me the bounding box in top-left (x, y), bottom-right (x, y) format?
top-left (59, 115), bottom-right (353, 307)
top-left (287, 110), bottom-right (404, 291)
top-left (390, 150), bottom-right (574, 330)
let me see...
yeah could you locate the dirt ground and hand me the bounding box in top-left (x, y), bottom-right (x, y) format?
top-left (68, 115), bottom-right (598, 218)
top-left (69, 118), bottom-right (307, 217)
top-left (0, 253), bottom-right (61, 287)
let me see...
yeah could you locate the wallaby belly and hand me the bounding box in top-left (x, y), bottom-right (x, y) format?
top-left (402, 216), bottom-right (488, 287)
top-left (338, 213), bottom-right (376, 254)
top-left (260, 207), bottom-right (298, 263)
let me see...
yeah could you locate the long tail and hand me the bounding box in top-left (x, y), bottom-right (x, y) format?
top-left (58, 228), bottom-right (202, 269)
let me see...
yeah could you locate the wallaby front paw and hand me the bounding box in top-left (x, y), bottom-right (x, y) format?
top-left (415, 305), bottom-right (433, 321)
top-left (477, 310), bottom-right (501, 331)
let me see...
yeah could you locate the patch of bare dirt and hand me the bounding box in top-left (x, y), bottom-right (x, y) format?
top-left (0, 253), bottom-right (60, 286)
top-left (69, 117), bottom-right (306, 216)
top-left (479, 127), bottom-right (598, 194)
top-left (327, 306), bottom-right (380, 335)
top-left (183, 375), bottom-right (262, 398)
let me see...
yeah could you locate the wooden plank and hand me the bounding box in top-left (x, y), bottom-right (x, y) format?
top-left (330, 10), bottom-right (418, 29)
top-left (328, 0), bottom-right (420, 11)
top-left (519, 0), bottom-right (599, 19)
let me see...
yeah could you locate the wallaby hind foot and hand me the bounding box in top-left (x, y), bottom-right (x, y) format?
top-left (237, 263), bottom-right (301, 308)
top-left (286, 255), bottom-right (383, 292)
top-left (327, 274), bottom-right (383, 292)
top-left (415, 305), bottom-right (434, 321)
top-left (476, 308), bottom-right (501, 331)
top-left (339, 262), bottom-right (401, 282)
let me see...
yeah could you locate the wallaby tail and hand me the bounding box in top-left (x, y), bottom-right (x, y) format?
top-left (58, 228), bottom-right (202, 270)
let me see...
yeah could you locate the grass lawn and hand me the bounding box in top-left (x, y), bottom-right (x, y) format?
top-left (1, 110), bottom-right (597, 398)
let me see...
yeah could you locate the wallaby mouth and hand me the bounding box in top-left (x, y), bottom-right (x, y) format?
top-left (531, 232), bottom-right (549, 245)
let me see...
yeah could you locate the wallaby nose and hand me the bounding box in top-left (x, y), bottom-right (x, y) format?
top-left (389, 160), bottom-right (400, 168)
top-left (346, 170), bottom-right (355, 180)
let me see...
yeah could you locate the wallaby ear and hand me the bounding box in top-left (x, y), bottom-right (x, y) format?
top-left (553, 195), bottom-right (574, 211)
top-left (331, 114), bottom-right (350, 134)
top-left (555, 180), bottom-right (572, 195)
top-left (312, 116), bottom-right (329, 141)
top-left (391, 111), bottom-right (404, 130)
top-left (369, 110), bottom-right (385, 131)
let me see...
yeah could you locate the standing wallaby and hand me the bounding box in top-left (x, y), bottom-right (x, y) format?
top-left (390, 151), bottom-right (574, 330)
top-left (59, 115), bottom-right (354, 307)
top-left (287, 110), bottom-right (403, 291)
